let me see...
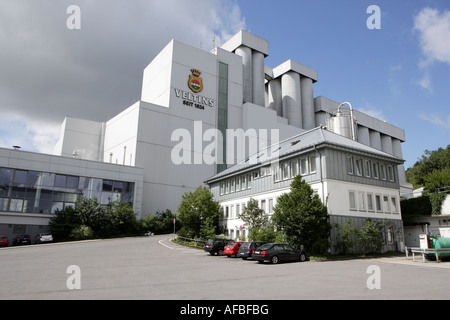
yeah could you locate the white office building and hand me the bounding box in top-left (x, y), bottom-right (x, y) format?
top-left (1, 30), bottom-right (411, 249)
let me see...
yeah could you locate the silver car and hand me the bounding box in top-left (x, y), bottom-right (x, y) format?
top-left (35, 233), bottom-right (53, 244)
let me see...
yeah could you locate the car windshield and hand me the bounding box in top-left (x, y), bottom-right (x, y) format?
top-left (240, 242), bottom-right (250, 249)
top-left (206, 239), bottom-right (214, 245)
top-left (257, 243), bottom-right (274, 250)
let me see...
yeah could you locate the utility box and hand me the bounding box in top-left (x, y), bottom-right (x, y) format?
top-left (419, 234), bottom-right (430, 249)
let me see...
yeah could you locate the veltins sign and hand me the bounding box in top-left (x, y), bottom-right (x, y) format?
top-left (174, 68), bottom-right (215, 110)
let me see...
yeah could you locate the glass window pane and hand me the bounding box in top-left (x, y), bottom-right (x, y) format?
top-left (27, 171), bottom-right (40, 188)
top-left (67, 176), bottom-right (79, 189)
top-left (55, 175), bottom-right (67, 188)
top-left (14, 170), bottom-right (28, 184)
top-left (113, 181), bottom-right (124, 193)
top-left (0, 168), bottom-right (13, 183)
top-left (102, 180), bottom-right (113, 192)
top-left (41, 173), bottom-right (55, 187)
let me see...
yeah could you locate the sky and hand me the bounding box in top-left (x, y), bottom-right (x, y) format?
top-left (0, 0), bottom-right (449, 169)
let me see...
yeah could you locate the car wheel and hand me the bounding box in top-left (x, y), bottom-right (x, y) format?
top-left (271, 255), bottom-right (279, 264)
top-left (299, 253), bottom-right (306, 262)
top-left (218, 249), bottom-right (224, 256)
top-left (209, 252), bottom-right (215, 256)
top-left (258, 260), bottom-right (264, 264)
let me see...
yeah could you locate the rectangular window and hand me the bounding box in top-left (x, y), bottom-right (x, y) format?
top-left (358, 191), bottom-right (366, 211)
top-left (355, 158), bottom-right (363, 176)
top-left (347, 156), bottom-right (354, 175)
top-left (364, 160), bottom-right (371, 177)
top-left (236, 177), bottom-right (241, 191)
top-left (375, 195), bottom-right (382, 212)
top-left (367, 193), bottom-right (374, 211)
top-left (291, 159), bottom-right (299, 177)
top-left (300, 158), bottom-right (308, 175)
top-left (372, 162), bottom-right (379, 179)
top-left (391, 197), bottom-right (398, 213)
top-left (236, 204), bottom-right (240, 218)
top-left (261, 199), bottom-right (266, 213)
top-left (349, 191), bottom-right (357, 210)
top-left (387, 165), bottom-right (394, 181)
top-left (274, 164), bottom-right (281, 182)
top-left (247, 174), bottom-right (252, 189)
top-left (282, 162), bottom-right (290, 180)
top-left (383, 195), bottom-right (390, 213)
top-left (231, 179), bottom-right (235, 193)
top-left (380, 164), bottom-right (386, 180)
top-left (309, 155), bottom-right (316, 173)
top-left (268, 198), bottom-right (274, 214)
top-left (220, 182), bottom-right (224, 195)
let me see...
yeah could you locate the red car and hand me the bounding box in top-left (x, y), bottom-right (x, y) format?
top-left (224, 241), bottom-right (244, 257)
top-left (0, 235), bottom-right (8, 247)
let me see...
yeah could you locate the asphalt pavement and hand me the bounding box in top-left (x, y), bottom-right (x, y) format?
top-left (0, 235), bottom-right (449, 300)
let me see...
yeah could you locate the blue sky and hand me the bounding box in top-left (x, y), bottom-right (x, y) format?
top-left (0, 0), bottom-right (448, 169)
top-left (235, 0), bottom-right (450, 169)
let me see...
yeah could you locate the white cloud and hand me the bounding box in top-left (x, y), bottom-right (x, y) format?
top-left (419, 113), bottom-right (450, 129)
top-left (0, 0), bottom-right (245, 154)
top-left (413, 7), bottom-right (450, 92)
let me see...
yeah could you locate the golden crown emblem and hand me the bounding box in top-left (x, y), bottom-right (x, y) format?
top-left (191, 69), bottom-right (201, 77)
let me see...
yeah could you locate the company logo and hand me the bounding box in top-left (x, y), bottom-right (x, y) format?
top-left (188, 69), bottom-right (203, 93)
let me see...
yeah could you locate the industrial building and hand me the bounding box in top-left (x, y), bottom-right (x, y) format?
top-left (1, 30), bottom-right (411, 250)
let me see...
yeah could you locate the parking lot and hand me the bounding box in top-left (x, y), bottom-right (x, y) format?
top-left (0, 234), bottom-right (449, 300)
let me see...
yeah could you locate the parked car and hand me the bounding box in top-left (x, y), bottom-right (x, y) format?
top-left (253, 243), bottom-right (307, 264)
top-left (204, 238), bottom-right (233, 256)
top-left (0, 235), bottom-right (8, 247)
top-left (13, 234), bottom-right (31, 246)
top-left (238, 241), bottom-right (268, 260)
top-left (35, 233), bottom-right (53, 244)
top-left (224, 241), bottom-right (244, 257)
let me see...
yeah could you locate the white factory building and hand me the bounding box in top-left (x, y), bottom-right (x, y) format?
top-left (0, 30), bottom-right (411, 249)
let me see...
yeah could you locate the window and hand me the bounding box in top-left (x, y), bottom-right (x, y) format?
top-left (226, 180), bottom-right (230, 194)
top-left (236, 177), bottom-right (241, 191)
top-left (375, 195), bottom-right (382, 212)
top-left (367, 193), bottom-right (374, 211)
top-left (231, 179), bottom-right (235, 193)
top-left (355, 158), bottom-right (363, 176)
top-left (358, 191), bottom-right (366, 211)
top-left (383, 195), bottom-right (390, 213)
top-left (247, 174), bottom-right (252, 189)
top-left (242, 175), bottom-right (247, 189)
top-left (225, 206), bottom-right (229, 219)
top-left (236, 204), bottom-right (240, 218)
top-left (372, 162), bottom-right (379, 179)
top-left (261, 200), bottom-right (266, 213)
top-left (268, 198), bottom-right (274, 214)
top-left (300, 158), bottom-right (308, 175)
top-left (291, 159), bottom-right (299, 177)
top-left (364, 160), bottom-right (371, 177)
top-left (380, 164), bottom-right (386, 180)
top-left (282, 162), bottom-right (290, 180)
top-left (220, 182), bottom-right (224, 195)
top-left (391, 197), bottom-right (398, 213)
top-left (274, 164), bottom-right (281, 182)
top-left (230, 205), bottom-right (234, 219)
top-left (349, 191), bottom-right (357, 210)
top-left (309, 155), bottom-right (316, 173)
top-left (387, 165), bottom-right (394, 181)
top-left (347, 156), bottom-right (354, 175)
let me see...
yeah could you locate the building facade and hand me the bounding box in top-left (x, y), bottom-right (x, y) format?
top-left (1, 30), bottom-right (411, 248)
top-left (206, 127), bottom-right (405, 254)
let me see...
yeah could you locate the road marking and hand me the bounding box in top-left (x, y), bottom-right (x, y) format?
top-left (158, 239), bottom-right (174, 250)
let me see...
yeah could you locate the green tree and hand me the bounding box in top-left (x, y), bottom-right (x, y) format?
top-left (177, 186), bottom-right (221, 239)
top-left (272, 175), bottom-right (331, 254)
top-left (406, 145), bottom-right (450, 189)
top-left (358, 219), bottom-right (384, 255)
top-left (141, 209), bottom-right (180, 235)
top-left (239, 198), bottom-right (269, 234)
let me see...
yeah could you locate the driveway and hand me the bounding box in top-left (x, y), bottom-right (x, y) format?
top-left (0, 235), bottom-right (449, 300)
